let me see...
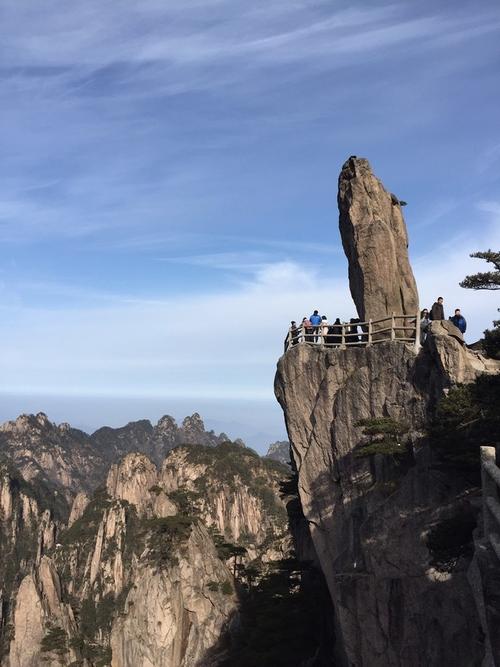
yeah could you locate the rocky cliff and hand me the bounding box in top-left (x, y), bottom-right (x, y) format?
top-left (265, 441), bottom-right (291, 467)
top-left (338, 157), bottom-right (419, 322)
top-left (276, 157), bottom-right (500, 666)
top-left (0, 412), bottom-right (232, 503)
top-left (0, 434), bottom-right (292, 666)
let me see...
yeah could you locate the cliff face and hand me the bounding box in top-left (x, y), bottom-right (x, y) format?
top-left (0, 413), bottom-right (104, 500)
top-left (1, 440), bottom-right (290, 666)
top-left (265, 441), bottom-right (291, 467)
top-left (275, 333), bottom-right (498, 665)
top-left (0, 412), bottom-right (233, 504)
top-left (276, 155), bottom-right (500, 666)
top-left (92, 413), bottom-right (229, 467)
top-left (338, 157), bottom-right (419, 322)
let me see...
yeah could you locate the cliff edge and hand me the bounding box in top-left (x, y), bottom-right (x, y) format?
top-left (276, 157), bottom-right (500, 666)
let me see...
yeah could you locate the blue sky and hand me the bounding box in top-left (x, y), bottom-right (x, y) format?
top-left (1, 0), bottom-right (499, 450)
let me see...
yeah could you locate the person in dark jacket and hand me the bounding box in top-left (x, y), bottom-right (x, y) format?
top-left (450, 309), bottom-right (467, 334)
top-left (348, 318), bottom-right (361, 345)
top-left (430, 297), bottom-right (445, 321)
top-left (331, 318), bottom-right (342, 346)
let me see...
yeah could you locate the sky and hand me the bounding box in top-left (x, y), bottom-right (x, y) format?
top-left (1, 0), bottom-right (499, 451)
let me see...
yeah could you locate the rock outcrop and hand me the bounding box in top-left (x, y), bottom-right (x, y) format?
top-left (338, 156), bottom-right (419, 322)
top-left (0, 412), bottom-right (234, 504)
top-left (0, 413), bottom-right (104, 500)
top-left (276, 335), bottom-right (495, 666)
top-left (265, 440), bottom-right (291, 467)
top-left (110, 523), bottom-right (236, 667)
top-left (1, 436), bottom-right (291, 666)
top-left (276, 156), bottom-right (500, 666)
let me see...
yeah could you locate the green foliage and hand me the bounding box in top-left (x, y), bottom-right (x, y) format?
top-left (60, 488), bottom-right (111, 547)
top-left (354, 418), bottom-right (410, 458)
top-left (0, 456), bottom-right (70, 522)
top-left (207, 580), bottom-right (220, 592)
top-left (168, 488), bottom-right (200, 514)
top-left (145, 515), bottom-right (194, 568)
top-left (41, 626), bottom-right (68, 655)
top-left (219, 557), bottom-right (331, 667)
top-left (175, 441), bottom-right (286, 523)
top-left (483, 312), bottom-right (500, 359)
top-left (429, 374), bottom-right (500, 476)
top-left (221, 580), bottom-right (233, 595)
top-left (148, 484), bottom-right (163, 495)
top-left (460, 250), bottom-right (500, 290)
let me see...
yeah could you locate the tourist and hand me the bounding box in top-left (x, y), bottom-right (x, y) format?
top-left (302, 317), bottom-right (313, 343)
top-left (420, 308), bottom-right (430, 344)
top-left (450, 309), bottom-right (467, 334)
top-left (310, 310), bottom-right (322, 342)
top-left (287, 320), bottom-right (300, 349)
top-left (321, 315), bottom-right (329, 343)
top-left (332, 318), bottom-right (342, 346)
top-left (348, 318), bottom-right (360, 345)
top-left (430, 297), bottom-right (445, 321)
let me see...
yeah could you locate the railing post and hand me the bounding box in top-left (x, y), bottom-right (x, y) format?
top-left (481, 446), bottom-right (497, 538)
top-left (341, 323), bottom-right (346, 349)
top-left (368, 319), bottom-right (372, 346)
top-left (414, 310), bottom-right (420, 353)
top-left (390, 312), bottom-right (396, 341)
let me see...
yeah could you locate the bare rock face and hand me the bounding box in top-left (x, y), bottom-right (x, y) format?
top-left (110, 523), bottom-right (236, 667)
top-left (106, 453), bottom-right (176, 519)
top-left (275, 329), bottom-right (499, 666)
top-left (338, 157), bottom-right (419, 321)
top-left (68, 491), bottom-right (90, 527)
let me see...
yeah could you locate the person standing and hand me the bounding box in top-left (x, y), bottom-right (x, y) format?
top-left (332, 318), bottom-right (342, 346)
top-left (450, 309), bottom-right (467, 334)
top-left (310, 310), bottom-right (322, 343)
top-left (302, 317), bottom-right (313, 343)
top-left (321, 315), bottom-right (329, 344)
top-left (430, 297), bottom-right (445, 321)
top-left (420, 308), bottom-right (430, 344)
top-left (348, 318), bottom-right (360, 345)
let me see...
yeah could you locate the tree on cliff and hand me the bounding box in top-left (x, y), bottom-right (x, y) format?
top-left (459, 250), bottom-right (500, 290)
top-left (460, 249), bottom-right (500, 358)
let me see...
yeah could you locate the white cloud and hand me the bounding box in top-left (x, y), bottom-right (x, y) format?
top-left (0, 260), bottom-right (353, 399)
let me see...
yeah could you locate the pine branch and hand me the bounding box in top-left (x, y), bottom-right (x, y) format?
top-left (460, 250), bottom-right (500, 290)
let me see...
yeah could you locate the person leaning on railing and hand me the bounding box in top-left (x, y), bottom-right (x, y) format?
top-left (302, 317), bottom-right (313, 342)
top-left (420, 309), bottom-right (430, 344)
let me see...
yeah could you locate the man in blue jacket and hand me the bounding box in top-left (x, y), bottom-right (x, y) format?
top-left (310, 310), bottom-right (322, 342)
top-left (450, 308), bottom-right (467, 334)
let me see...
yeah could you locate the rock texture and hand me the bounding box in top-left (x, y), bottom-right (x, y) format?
top-left (265, 440), bottom-right (291, 467)
top-left (275, 329), bottom-right (500, 666)
top-left (110, 523), bottom-right (236, 667)
top-left (0, 434), bottom-right (290, 666)
top-left (276, 156), bottom-right (500, 666)
top-left (92, 413), bottom-right (229, 467)
top-left (0, 413), bottom-right (104, 500)
top-left (338, 156), bottom-right (419, 322)
top-left (0, 412), bottom-right (233, 503)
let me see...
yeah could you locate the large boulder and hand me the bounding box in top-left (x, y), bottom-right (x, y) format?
top-left (338, 157), bottom-right (419, 322)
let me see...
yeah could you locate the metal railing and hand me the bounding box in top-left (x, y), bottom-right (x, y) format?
top-left (481, 446), bottom-right (500, 558)
top-left (285, 312), bottom-right (420, 353)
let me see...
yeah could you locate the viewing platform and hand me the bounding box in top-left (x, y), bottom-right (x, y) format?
top-left (285, 312), bottom-right (420, 353)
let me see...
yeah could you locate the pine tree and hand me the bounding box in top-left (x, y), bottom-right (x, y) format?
top-left (460, 250), bottom-right (500, 357)
top-left (459, 250), bottom-right (500, 290)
